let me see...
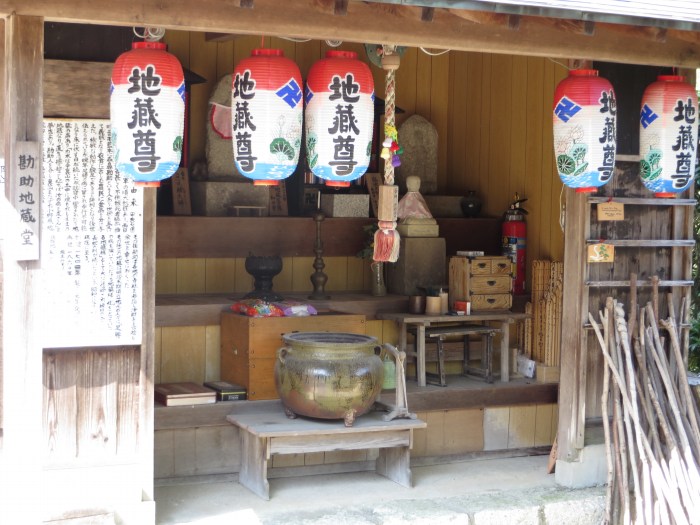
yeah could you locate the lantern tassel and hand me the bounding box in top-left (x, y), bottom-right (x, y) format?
top-left (373, 226), bottom-right (400, 263)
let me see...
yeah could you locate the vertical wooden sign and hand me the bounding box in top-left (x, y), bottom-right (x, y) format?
top-left (12, 142), bottom-right (41, 260)
top-left (268, 183), bottom-right (288, 216)
top-left (42, 120), bottom-right (143, 347)
top-left (365, 172), bottom-right (382, 217)
top-left (171, 167), bottom-right (192, 215)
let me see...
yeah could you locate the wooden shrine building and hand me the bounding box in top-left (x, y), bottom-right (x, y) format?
top-left (0, 1), bottom-right (698, 523)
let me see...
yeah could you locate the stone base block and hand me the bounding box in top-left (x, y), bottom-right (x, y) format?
top-left (387, 237), bottom-right (446, 296)
top-left (424, 195), bottom-right (464, 218)
top-left (190, 180), bottom-right (269, 217)
top-left (555, 444), bottom-right (608, 488)
top-left (397, 222), bottom-right (439, 237)
top-left (320, 194), bottom-right (370, 217)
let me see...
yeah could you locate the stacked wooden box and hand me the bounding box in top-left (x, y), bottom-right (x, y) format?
top-left (448, 255), bottom-right (513, 311)
top-left (220, 312), bottom-right (366, 400)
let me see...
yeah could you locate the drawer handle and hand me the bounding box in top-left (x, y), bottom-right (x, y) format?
top-left (487, 298), bottom-right (496, 304)
top-left (487, 280), bottom-right (496, 286)
top-left (496, 263), bottom-right (508, 270)
top-left (477, 263), bottom-right (487, 269)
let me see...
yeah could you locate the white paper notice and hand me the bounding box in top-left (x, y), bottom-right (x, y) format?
top-left (42, 119), bottom-right (143, 347)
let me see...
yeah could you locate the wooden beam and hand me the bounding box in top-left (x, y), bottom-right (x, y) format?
top-left (139, 188), bottom-right (157, 511)
top-left (43, 60), bottom-right (112, 118)
top-left (0, 0), bottom-right (699, 67)
top-left (0, 15), bottom-right (44, 525)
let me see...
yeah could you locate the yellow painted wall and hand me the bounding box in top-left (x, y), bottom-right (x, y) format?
top-left (161, 32), bottom-right (565, 292)
top-left (156, 33), bottom-right (566, 385)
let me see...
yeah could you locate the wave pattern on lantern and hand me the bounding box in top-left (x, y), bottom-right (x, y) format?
top-left (232, 49), bottom-right (303, 186)
top-left (305, 50), bottom-right (374, 187)
top-left (639, 75), bottom-right (697, 198)
top-left (552, 69), bottom-right (617, 193)
top-left (111, 41), bottom-right (185, 186)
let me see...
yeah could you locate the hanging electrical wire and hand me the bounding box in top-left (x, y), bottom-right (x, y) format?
top-left (133, 27), bottom-right (165, 42)
top-left (419, 47), bottom-right (450, 56)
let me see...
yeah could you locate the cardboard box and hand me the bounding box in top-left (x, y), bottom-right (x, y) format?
top-left (535, 363), bottom-right (560, 383)
top-left (203, 380), bottom-right (247, 401)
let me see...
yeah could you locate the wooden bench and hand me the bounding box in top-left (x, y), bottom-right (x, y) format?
top-left (226, 400), bottom-right (427, 500)
top-left (415, 325), bottom-right (501, 386)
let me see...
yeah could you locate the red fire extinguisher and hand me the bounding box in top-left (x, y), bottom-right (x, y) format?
top-left (502, 194), bottom-right (528, 295)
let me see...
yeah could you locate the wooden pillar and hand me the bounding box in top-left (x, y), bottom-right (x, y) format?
top-left (556, 188), bottom-right (589, 462)
top-left (0, 14), bottom-right (44, 525)
top-left (139, 187), bottom-right (157, 516)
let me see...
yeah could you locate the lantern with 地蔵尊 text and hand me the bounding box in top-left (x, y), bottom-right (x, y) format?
top-left (305, 50), bottom-right (375, 187)
top-left (232, 48), bottom-right (303, 186)
top-left (639, 75), bottom-right (698, 198)
top-left (552, 69), bottom-right (617, 193)
top-left (110, 41), bottom-right (185, 187)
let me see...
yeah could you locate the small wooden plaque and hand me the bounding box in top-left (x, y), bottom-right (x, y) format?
top-left (365, 172), bottom-right (382, 217)
top-left (171, 167), bottom-right (192, 216)
top-left (587, 243), bottom-right (614, 263)
top-left (268, 183), bottom-right (288, 216)
top-left (377, 184), bottom-right (399, 222)
top-left (597, 202), bottom-right (624, 221)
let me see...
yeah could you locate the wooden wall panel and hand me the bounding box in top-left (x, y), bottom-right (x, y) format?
top-left (160, 327), bottom-right (207, 383)
top-left (430, 52), bottom-right (450, 189)
top-left (43, 347), bottom-right (140, 466)
top-left (204, 258), bottom-right (237, 293)
top-left (447, 51), bottom-right (468, 193)
top-left (509, 56), bottom-right (528, 204)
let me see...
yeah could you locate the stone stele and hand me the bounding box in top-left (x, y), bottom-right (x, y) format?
top-left (396, 114), bottom-right (438, 194)
top-left (206, 73), bottom-right (249, 182)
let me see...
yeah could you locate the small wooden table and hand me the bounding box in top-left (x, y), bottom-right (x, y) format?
top-left (226, 400), bottom-right (427, 500)
top-left (377, 311), bottom-right (530, 387)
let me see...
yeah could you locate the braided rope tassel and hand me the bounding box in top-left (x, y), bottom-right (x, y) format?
top-left (384, 66), bottom-right (396, 185)
top-left (373, 45), bottom-right (401, 263)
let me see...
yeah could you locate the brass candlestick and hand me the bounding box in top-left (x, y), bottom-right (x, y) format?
top-left (309, 211), bottom-right (330, 299)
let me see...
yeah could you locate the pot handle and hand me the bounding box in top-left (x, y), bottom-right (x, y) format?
top-left (381, 343), bottom-right (401, 361)
top-left (277, 346), bottom-right (290, 363)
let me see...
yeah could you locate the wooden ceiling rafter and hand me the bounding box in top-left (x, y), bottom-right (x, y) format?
top-left (0, 0), bottom-right (699, 67)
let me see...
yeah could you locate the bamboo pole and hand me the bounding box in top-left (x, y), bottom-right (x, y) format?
top-left (590, 296), bottom-right (700, 525)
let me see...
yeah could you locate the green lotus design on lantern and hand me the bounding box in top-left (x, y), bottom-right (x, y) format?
top-left (640, 147), bottom-right (663, 181)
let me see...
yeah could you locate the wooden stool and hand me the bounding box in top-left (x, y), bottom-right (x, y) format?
top-left (412, 324), bottom-right (500, 386)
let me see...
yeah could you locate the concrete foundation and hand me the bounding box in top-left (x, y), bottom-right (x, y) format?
top-left (555, 443), bottom-right (608, 488)
top-left (155, 455), bottom-right (606, 525)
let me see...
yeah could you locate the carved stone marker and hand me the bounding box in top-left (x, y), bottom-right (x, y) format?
top-left (396, 114), bottom-right (438, 194)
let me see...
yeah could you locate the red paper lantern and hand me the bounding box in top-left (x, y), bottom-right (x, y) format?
top-left (552, 69), bottom-right (617, 193)
top-left (232, 49), bottom-right (303, 186)
top-left (111, 41), bottom-right (185, 187)
top-left (305, 50), bottom-right (374, 187)
top-left (639, 75), bottom-right (697, 198)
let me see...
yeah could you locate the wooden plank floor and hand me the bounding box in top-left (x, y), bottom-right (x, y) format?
top-left (155, 375), bottom-right (556, 430)
top-left (156, 292), bottom-right (409, 326)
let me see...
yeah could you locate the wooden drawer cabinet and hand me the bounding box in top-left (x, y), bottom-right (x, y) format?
top-left (220, 312), bottom-right (366, 400)
top-left (448, 256), bottom-right (513, 311)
